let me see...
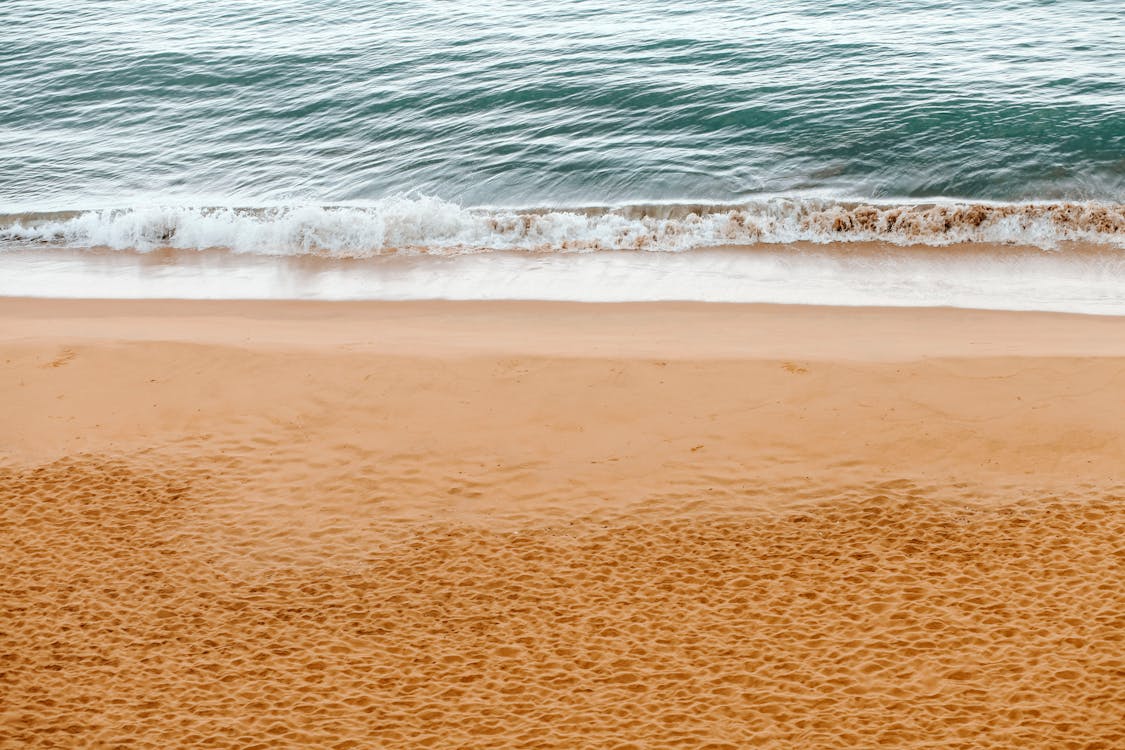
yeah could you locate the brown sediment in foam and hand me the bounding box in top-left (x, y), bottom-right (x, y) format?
top-left (475, 200), bottom-right (1125, 251)
top-left (2, 200), bottom-right (1122, 257)
top-left (2, 299), bottom-right (1125, 748)
top-left (486, 200), bottom-right (1125, 247)
top-left (802, 201), bottom-right (1125, 240)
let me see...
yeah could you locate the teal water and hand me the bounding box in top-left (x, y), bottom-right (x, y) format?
top-left (1, 1), bottom-right (1124, 309)
top-left (2, 0), bottom-right (1123, 211)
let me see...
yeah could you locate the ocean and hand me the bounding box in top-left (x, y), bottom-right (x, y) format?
top-left (0, 0), bottom-right (1122, 309)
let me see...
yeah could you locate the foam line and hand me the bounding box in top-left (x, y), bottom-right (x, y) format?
top-left (2, 198), bottom-right (1122, 256)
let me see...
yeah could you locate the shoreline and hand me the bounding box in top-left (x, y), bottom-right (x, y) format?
top-left (3, 298), bottom-right (1124, 747)
top-left (3, 239), bottom-right (1125, 314)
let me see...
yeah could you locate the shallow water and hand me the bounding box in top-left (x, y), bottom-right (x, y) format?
top-left (3, 244), bottom-right (1124, 316)
top-left (1, 0), bottom-right (1123, 305)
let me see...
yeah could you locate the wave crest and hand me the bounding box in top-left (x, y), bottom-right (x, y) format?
top-left (1, 197), bottom-right (1122, 256)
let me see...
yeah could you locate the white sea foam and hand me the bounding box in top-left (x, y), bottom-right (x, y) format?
top-left (3, 245), bottom-right (1125, 315)
top-left (3, 197), bottom-right (1123, 313)
top-left (1, 197), bottom-right (1122, 256)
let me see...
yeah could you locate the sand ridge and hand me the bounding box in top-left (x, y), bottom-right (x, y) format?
top-left (2, 299), bottom-right (1125, 747)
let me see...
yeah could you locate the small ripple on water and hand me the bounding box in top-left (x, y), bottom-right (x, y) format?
top-left (1, 0), bottom-right (1123, 209)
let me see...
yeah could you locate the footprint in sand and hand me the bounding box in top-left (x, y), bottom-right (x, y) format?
top-left (44, 348), bottom-right (76, 369)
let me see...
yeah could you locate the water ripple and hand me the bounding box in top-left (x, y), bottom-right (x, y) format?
top-left (1, 0), bottom-right (1122, 210)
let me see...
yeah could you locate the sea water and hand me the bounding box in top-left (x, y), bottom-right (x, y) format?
top-left (1, 0), bottom-right (1122, 308)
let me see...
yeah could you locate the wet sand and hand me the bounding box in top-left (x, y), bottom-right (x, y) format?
top-left (2, 298), bottom-right (1124, 748)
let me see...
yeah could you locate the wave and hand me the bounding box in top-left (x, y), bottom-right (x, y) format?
top-left (1, 197), bottom-right (1123, 256)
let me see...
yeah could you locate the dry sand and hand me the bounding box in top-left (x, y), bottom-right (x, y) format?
top-left (2, 298), bottom-right (1124, 748)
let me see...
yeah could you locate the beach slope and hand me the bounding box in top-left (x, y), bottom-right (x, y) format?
top-left (2, 299), bottom-right (1124, 748)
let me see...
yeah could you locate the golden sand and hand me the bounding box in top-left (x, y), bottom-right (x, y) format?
top-left (2, 299), bottom-right (1124, 748)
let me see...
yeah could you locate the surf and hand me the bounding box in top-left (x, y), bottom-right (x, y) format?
top-left (2, 198), bottom-right (1122, 257)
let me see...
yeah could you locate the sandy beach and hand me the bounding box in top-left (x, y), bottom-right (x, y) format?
top-left (2, 298), bottom-right (1124, 748)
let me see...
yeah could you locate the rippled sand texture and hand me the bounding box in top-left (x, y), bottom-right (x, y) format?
top-left (5, 460), bottom-right (1125, 749)
top-left (3, 300), bottom-right (1125, 748)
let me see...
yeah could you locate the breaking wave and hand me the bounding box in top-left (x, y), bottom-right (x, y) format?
top-left (1, 197), bottom-right (1123, 257)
